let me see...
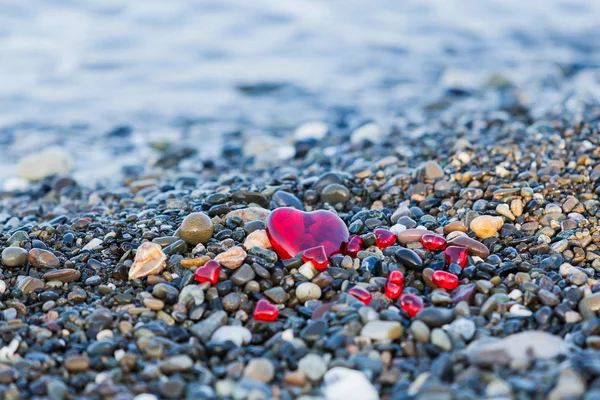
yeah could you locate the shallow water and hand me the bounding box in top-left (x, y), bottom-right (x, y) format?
top-left (1, 0), bottom-right (599, 185)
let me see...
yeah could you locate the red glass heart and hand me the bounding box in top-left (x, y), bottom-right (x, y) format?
top-left (253, 299), bottom-right (279, 322)
top-left (444, 246), bottom-right (468, 268)
top-left (348, 286), bottom-right (372, 305)
top-left (432, 270), bottom-right (459, 290)
top-left (266, 207), bottom-right (349, 259)
top-left (420, 233), bottom-right (447, 251)
top-left (387, 270), bottom-right (404, 286)
top-left (345, 235), bottom-right (363, 258)
top-left (374, 228), bottom-right (396, 249)
top-left (385, 282), bottom-right (402, 299)
top-left (194, 260), bottom-right (220, 285)
top-left (399, 293), bottom-right (424, 317)
top-left (302, 246), bottom-right (329, 270)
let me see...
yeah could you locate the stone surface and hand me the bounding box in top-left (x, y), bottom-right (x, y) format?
top-left (469, 216), bottom-right (503, 239)
top-left (323, 367), bottom-right (379, 400)
top-left (180, 212), bottom-right (214, 245)
top-left (361, 320), bottom-right (403, 340)
top-left (214, 246), bottom-right (247, 269)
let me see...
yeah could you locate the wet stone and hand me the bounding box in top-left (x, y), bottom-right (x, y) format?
top-left (416, 307), bottom-right (455, 328)
top-left (1, 247), bottom-right (28, 267)
top-left (28, 249), bottom-right (60, 269)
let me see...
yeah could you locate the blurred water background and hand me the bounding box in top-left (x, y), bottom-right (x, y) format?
top-left (1, 0), bottom-right (600, 186)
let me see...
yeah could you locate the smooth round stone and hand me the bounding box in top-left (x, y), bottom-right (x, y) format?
top-left (152, 283), bottom-right (179, 300)
top-left (271, 190), bottom-right (304, 210)
top-left (222, 292), bottom-right (242, 311)
top-left (64, 355), bottom-right (89, 373)
top-left (179, 285), bottom-right (205, 306)
top-left (416, 307), bottom-right (455, 328)
top-left (470, 216), bottom-right (503, 239)
top-left (264, 287), bottom-right (289, 304)
top-left (361, 320), bottom-right (402, 340)
top-left (296, 282), bottom-right (322, 303)
top-left (447, 235), bottom-right (490, 259)
top-left (298, 354), bottom-right (327, 382)
top-left (410, 320), bottom-right (430, 342)
top-left (1, 247), bottom-right (29, 267)
top-left (320, 183), bottom-right (350, 204)
top-left (211, 326), bottom-right (252, 347)
top-left (231, 264), bottom-right (256, 286)
top-left (394, 248), bottom-right (423, 270)
top-left (180, 212), bottom-right (214, 245)
top-left (431, 328), bottom-right (452, 351)
top-left (243, 358), bottom-right (275, 383)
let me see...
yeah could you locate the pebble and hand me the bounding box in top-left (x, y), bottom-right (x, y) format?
top-left (469, 215), bottom-right (504, 239)
top-left (410, 320), bottom-right (430, 342)
top-left (214, 246), bottom-right (247, 269)
top-left (28, 249), bottom-right (60, 269)
top-left (298, 354), bottom-right (327, 382)
top-left (1, 247), bottom-right (29, 267)
top-left (548, 368), bottom-right (585, 400)
top-left (129, 242), bottom-right (166, 280)
top-left (361, 320), bottom-right (403, 340)
top-left (225, 207), bottom-right (271, 223)
top-left (243, 229), bottom-right (272, 249)
top-left (416, 308), bottom-right (454, 328)
top-left (294, 121), bottom-right (328, 140)
top-left (321, 183), bottom-right (351, 204)
top-left (467, 331), bottom-right (569, 366)
top-left (296, 282), bottom-right (322, 303)
top-left (447, 235), bottom-right (490, 259)
top-left (419, 161), bottom-right (445, 180)
top-left (158, 355), bottom-right (194, 373)
top-left (431, 328), bottom-right (452, 351)
top-left (180, 212), bottom-right (214, 245)
top-left (211, 326), bottom-right (252, 347)
top-left (18, 146), bottom-right (74, 181)
top-left (323, 367), bottom-right (379, 400)
top-left (189, 311), bottom-right (227, 342)
top-left (243, 358), bottom-right (275, 383)
top-left (178, 284), bottom-right (205, 305)
top-left (82, 238), bottom-right (103, 251)
top-left (64, 355), bottom-right (89, 373)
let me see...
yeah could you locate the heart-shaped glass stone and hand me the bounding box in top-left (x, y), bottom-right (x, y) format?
top-left (266, 207), bottom-right (349, 260)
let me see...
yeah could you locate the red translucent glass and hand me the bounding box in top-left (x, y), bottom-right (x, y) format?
top-left (253, 299), bottom-right (279, 322)
top-left (387, 270), bottom-right (404, 286)
top-left (399, 293), bottom-right (424, 317)
top-left (444, 246), bottom-right (468, 268)
top-left (374, 228), bottom-right (396, 249)
top-left (348, 286), bottom-right (372, 305)
top-left (385, 282), bottom-right (402, 299)
top-left (431, 270), bottom-right (459, 290)
top-left (302, 245), bottom-right (329, 270)
top-left (345, 235), bottom-right (363, 258)
top-left (266, 207), bottom-right (349, 259)
top-left (194, 260), bottom-right (220, 285)
top-left (420, 233), bottom-right (447, 251)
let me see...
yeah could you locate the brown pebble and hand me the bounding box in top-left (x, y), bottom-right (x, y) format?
top-left (447, 235), bottom-right (490, 259)
top-left (28, 249), bottom-right (60, 269)
top-left (284, 370), bottom-right (307, 386)
top-left (443, 221), bottom-right (467, 235)
top-left (243, 229), bottom-right (272, 249)
top-left (224, 207), bottom-right (270, 223)
top-left (180, 256), bottom-right (210, 269)
top-left (397, 229), bottom-right (428, 244)
top-left (65, 355), bottom-right (89, 373)
top-left (180, 212), bottom-right (214, 245)
top-left (143, 298), bottom-right (165, 311)
top-left (42, 269), bottom-right (81, 283)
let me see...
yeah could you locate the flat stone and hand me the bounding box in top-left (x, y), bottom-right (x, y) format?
top-left (158, 355), bottom-right (194, 373)
top-left (447, 236), bottom-right (490, 259)
top-left (211, 326), bottom-right (252, 347)
top-left (42, 269), bottom-right (81, 283)
top-left (1, 247), bottom-right (28, 267)
top-left (416, 307), bottom-right (454, 328)
top-left (28, 249), bottom-right (60, 269)
top-left (467, 331), bottom-right (569, 367)
top-left (361, 320), bottom-right (402, 341)
top-left (225, 207), bottom-right (271, 223)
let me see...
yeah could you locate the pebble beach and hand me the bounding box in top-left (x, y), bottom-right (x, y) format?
top-left (2, 1), bottom-right (600, 399)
